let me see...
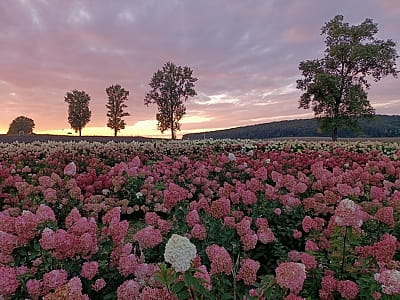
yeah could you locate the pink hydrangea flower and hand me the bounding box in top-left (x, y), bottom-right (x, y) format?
top-left (236, 258), bottom-right (260, 285)
top-left (0, 231), bottom-right (19, 254)
top-left (0, 265), bottom-right (19, 295)
top-left (321, 272), bottom-right (337, 293)
top-left (194, 265), bottom-right (212, 291)
top-left (118, 254), bottom-right (139, 277)
top-left (144, 212), bottom-right (159, 226)
top-left (190, 223), bottom-right (207, 240)
top-left (334, 198), bottom-right (364, 228)
top-left (133, 226), bottom-right (163, 250)
top-left (285, 294), bottom-right (306, 300)
top-left (257, 227), bottom-right (276, 244)
top-left (292, 230), bottom-right (302, 239)
top-left (241, 190), bottom-right (257, 205)
top-left (300, 253), bottom-right (317, 271)
top-left (36, 205), bottom-right (56, 223)
top-left (0, 210), bottom-right (15, 233)
top-left (26, 279), bottom-right (43, 299)
top-left (64, 162), bottom-right (77, 176)
top-left (210, 197), bottom-right (231, 218)
top-left (235, 216), bottom-right (252, 236)
top-left (301, 216), bottom-right (314, 233)
top-left (163, 183), bottom-right (188, 210)
top-left (241, 232), bottom-right (258, 251)
top-left (117, 280), bottom-right (141, 300)
top-left (42, 269), bottom-right (68, 294)
top-left (206, 244), bottom-right (233, 275)
top-left (186, 209), bottom-right (201, 227)
top-left (375, 206), bottom-right (395, 228)
top-left (374, 269), bottom-right (400, 295)
top-left (102, 207), bottom-right (121, 224)
top-left (305, 240), bottom-right (319, 251)
top-left (14, 210), bottom-right (39, 244)
top-left (275, 262), bottom-right (306, 294)
top-left (139, 286), bottom-right (177, 300)
top-left (157, 219), bottom-right (172, 235)
top-left (92, 278), bottom-right (106, 292)
top-left (81, 261), bottom-right (99, 280)
top-left (107, 219), bottom-right (129, 245)
top-left (337, 280), bottom-right (359, 299)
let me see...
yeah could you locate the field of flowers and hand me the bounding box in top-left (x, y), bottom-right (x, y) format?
top-left (0, 139), bottom-right (399, 299)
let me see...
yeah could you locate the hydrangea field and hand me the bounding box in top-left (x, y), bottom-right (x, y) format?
top-left (0, 139), bottom-right (399, 299)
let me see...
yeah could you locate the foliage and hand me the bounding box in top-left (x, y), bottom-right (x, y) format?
top-left (183, 114), bottom-right (400, 140)
top-left (7, 116), bottom-right (35, 135)
top-left (64, 89), bottom-right (92, 136)
top-left (296, 15), bottom-right (399, 141)
top-left (106, 84), bottom-right (130, 137)
top-left (144, 61), bottom-right (197, 139)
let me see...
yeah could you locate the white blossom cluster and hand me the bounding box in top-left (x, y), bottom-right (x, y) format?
top-left (164, 234), bottom-right (197, 272)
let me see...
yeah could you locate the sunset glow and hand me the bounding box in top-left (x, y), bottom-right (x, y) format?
top-left (1, 1), bottom-right (399, 137)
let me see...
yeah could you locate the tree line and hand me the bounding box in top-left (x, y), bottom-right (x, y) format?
top-left (7, 61), bottom-right (197, 139)
top-left (6, 15), bottom-right (399, 141)
top-left (183, 115), bottom-right (400, 140)
top-left (65, 61), bottom-right (197, 138)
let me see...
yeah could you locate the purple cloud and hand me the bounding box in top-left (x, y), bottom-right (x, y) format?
top-left (0, 0), bottom-right (399, 135)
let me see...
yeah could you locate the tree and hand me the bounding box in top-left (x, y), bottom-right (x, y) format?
top-left (144, 61), bottom-right (197, 139)
top-left (106, 84), bottom-right (130, 137)
top-left (64, 90), bottom-right (91, 136)
top-left (296, 15), bottom-right (398, 141)
top-left (7, 116), bottom-right (35, 135)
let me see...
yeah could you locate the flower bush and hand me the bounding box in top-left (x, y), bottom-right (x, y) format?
top-left (0, 139), bottom-right (399, 299)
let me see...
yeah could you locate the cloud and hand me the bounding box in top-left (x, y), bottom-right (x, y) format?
top-left (0, 0), bottom-right (399, 135)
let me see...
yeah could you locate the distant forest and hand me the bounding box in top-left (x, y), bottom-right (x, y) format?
top-left (183, 115), bottom-right (400, 140)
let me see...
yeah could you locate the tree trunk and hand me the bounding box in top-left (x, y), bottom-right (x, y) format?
top-left (170, 113), bottom-right (176, 140)
top-left (171, 126), bottom-right (176, 140)
top-left (114, 129), bottom-right (117, 137)
top-left (79, 128), bottom-right (82, 137)
top-left (332, 126), bottom-right (338, 141)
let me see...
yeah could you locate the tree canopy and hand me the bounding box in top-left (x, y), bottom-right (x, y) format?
top-left (7, 116), bottom-right (35, 135)
top-left (144, 61), bottom-right (197, 139)
top-left (296, 15), bottom-right (398, 141)
top-left (64, 90), bottom-right (91, 136)
top-left (106, 84), bottom-right (130, 136)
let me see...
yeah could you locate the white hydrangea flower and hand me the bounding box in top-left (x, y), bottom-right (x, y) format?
top-left (164, 234), bottom-right (197, 272)
top-left (227, 153), bottom-right (236, 161)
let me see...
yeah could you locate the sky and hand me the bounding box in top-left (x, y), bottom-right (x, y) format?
top-left (1, 0), bottom-right (399, 138)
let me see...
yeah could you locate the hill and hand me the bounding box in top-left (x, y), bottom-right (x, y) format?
top-left (182, 115), bottom-right (400, 140)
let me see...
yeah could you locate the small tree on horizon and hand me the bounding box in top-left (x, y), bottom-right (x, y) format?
top-left (144, 61), bottom-right (197, 139)
top-left (106, 84), bottom-right (130, 137)
top-left (64, 90), bottom-right (91, 136)
top-left (297, 15), bottom-right (398, 141)
top-left (7, 116), bottom-right (35, 135)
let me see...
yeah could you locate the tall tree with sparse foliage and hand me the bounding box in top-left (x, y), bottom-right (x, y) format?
top-left (64, 90), bottom-right (91, 136)
top-left (297, 15), bottom-right (398, 141)
top-left (144, 61), bottom-right (197, 139)
top-left (106, 84), bottom-right (130, 137)
top-left (7, 116), bottom-right (35, 135)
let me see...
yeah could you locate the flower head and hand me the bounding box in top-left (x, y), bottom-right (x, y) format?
top-left (334, 198), bottom-right (364, 228)
top-left (164, 234), bottom-right (197, 272)
top-left (275, 262), bottom-right (306, 294)
top-left (64, 162), bottom-right (77, 176)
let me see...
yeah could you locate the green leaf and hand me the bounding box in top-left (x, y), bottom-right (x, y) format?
top-left (171, 281), bottom-right (186, 295)
top-left (177, 289), bottom-right (189, 300)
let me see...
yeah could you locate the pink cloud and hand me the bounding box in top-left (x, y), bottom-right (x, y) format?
top-left (0, 0), bottom-right (399, 135)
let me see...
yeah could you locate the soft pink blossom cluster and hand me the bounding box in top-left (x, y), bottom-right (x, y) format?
top-left (275, 262), bottom-right (306, 294)
top-left (206, 244), bottom-right (233, 275)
